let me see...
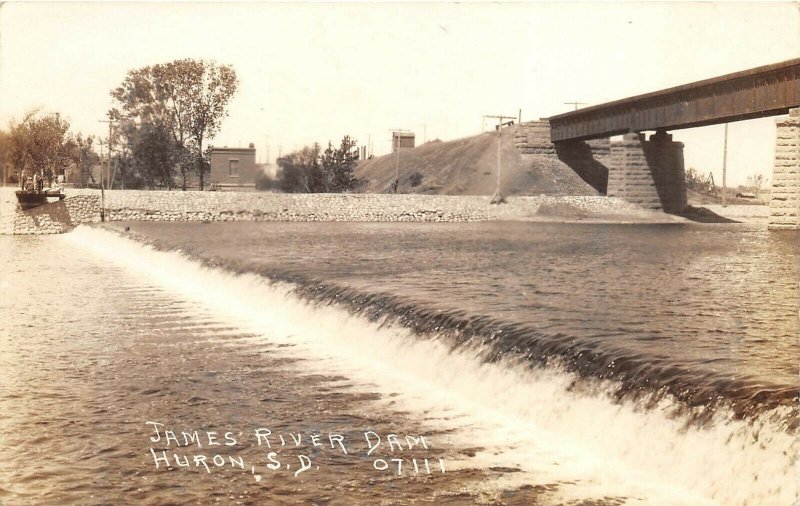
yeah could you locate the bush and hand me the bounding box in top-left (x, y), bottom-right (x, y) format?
top-left (274, 136), bottom-right (363, 193)
top-left (255, 171), bottom-right (281, 191)
top-left (685, 167), bottom-right (715, 194)
top-left (408, 171), bottom-right (423, 187)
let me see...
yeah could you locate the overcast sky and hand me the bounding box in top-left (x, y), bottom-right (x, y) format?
top-left (1, 2), bottom-right (798, 185)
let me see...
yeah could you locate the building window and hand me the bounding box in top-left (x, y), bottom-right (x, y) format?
top-left (229, 159), bottom-right (239, 177)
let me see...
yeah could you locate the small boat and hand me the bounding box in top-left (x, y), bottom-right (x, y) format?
top-left (15, 189), bottom-right (66, 210)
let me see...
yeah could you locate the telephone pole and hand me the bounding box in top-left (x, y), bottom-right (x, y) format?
top-left (564, 101), bottom-right (587, 111)
top-left (722, 123), bottom-right (729, 207)
top-left (389, 129), bottom-right (410, 193)
top-left (483, 114), bottom-right (516, 204)
top-left (97, 140), bottom-right (106, 222)
top-left (98, 119), bottom-right (117, 221)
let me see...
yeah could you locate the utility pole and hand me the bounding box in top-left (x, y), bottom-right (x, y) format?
top-left (99, 119), bottom-right (116, 187)
top-left (394, 135), bottom-right (400, 191)
top-left (389, 129), bottom-right (410, 193)
top-left (484, 114), bottom-right (515, 204)
top-left (496, 127), bottom-right (502, 201)
top-left (722, 123), bottom-right (728, 207)
top-left (483, 114), bottom-right (517, 130)
top-left (564, 101), bottom-right (587, 111)
top-left (99, 119), bottom-right (117, 221)
top-left (98, 141), bottom-right (106, 222)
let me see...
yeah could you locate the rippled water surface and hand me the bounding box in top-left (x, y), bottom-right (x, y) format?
top-left (0, 235), bottom-right (524, 505)
top-left (1, 221), bottom-right (797, 505)
top-left (123, 221), bottom-right (798, 386)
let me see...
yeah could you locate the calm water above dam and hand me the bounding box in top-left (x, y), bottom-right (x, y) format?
top-left (0, 221), bottom-right (797, 505)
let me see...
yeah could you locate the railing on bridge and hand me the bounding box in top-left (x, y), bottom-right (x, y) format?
top-left (549, 58), bottom-right (800, 142)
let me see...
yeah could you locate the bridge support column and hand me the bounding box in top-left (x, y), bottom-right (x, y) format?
top-left (608, 131), bottom-right (687, 213)
top-left (769, 108), bottom-right (800, 230)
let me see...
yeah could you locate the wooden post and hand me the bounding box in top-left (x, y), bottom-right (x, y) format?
top-left (722, 123), bottom-right (728, 207)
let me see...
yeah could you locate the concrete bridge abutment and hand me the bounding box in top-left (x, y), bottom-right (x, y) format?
top-left (769, 108), bottom-right (800, 230)
top-left (607, 131), bottom-right (687, 214)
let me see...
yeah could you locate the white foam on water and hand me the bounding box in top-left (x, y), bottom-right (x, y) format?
top-left (65, 226), bottom-right (798, 505)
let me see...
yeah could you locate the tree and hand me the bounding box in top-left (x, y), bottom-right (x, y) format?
top-left (111, 64), bottom-right (189, 189)
top-left (110, 58), bottom-right (238, 190)
top-left (685, 166), bottom-right (715, 195)
top-left (181, 60), bottom-right (238, 190)
top-left (7, 110), bottom-right (73, 184)
top-left (130, 121), bottom-right (178, 189)
top-left (278, 144), bottom-right (324, 193)
top-left (69, 134), bottom-right (100, 187)
top-left (274, 136), bottom-right (363, 193)
top-left (745, 173), bottom-right (767, 196)
top-left (321, 135), bottom-right (360, 192)
top-left (0, 129), bottom-right (12, 183)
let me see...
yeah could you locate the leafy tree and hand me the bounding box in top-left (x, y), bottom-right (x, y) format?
top-left (0, 129), bottom-right (12, 183)
top-left (69, 133), bottom-right (100, 187)
top-left (276, 136), bottom-right (362, 193)
top-left (130, 121), bottom-right (178, 189)
top-left (111, 66), bottom-right (187, 189)
top-left (321, 135), bottom-right (360, 192)
top-left (182, 60), bottom-right (238, 190)
top-left (110, 58), bottom-right (238, 190)
top-left (7, 110), bottom-right (73, 184)
top-left (255, 171), bottom-right (280, 191)
top-left (278, 144), bottom-right (325, 193)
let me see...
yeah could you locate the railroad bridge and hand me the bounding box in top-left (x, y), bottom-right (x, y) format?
top-left (516, 58), bottom-right (800, 229)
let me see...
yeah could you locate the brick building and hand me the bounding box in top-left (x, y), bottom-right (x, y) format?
top-left (209, 144), bottom-right (258, 191)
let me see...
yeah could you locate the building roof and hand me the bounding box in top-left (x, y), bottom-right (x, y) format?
top-left (210, 146), bottom-right (256, 153)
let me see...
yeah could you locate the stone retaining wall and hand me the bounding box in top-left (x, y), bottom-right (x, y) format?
top-left (1, 187), bottom-right (637, 235)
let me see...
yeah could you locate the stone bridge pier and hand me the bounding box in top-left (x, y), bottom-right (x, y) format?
top-left (514, 121), bottom-right (687, 213)
top-left (769, 108), bottom-right (800, 230)
top-left (607, 131), bottom-right (687, 214)
top-left (518, 110), bottom-right (800, 226)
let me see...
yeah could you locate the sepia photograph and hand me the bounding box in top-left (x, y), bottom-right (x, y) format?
top-left (0, 2), bottom-right (798, 505)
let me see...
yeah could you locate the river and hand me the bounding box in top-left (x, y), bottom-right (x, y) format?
top-left (0, 221), bottom-right (796, 505)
